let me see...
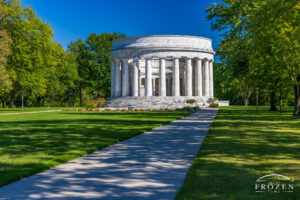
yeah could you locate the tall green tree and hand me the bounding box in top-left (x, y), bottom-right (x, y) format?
top-left (3, 0), bottom-right (55, 108)
top-left (0, 0), bottom-right (12, 107)
top-left (207, 0), bottom-right (299, 114)
top-left (216, 36), bottom-right (255, 106)
top-left (68, 32), bottom-right (125, 105)
top-left (247, 0), bottom-right (300, 114)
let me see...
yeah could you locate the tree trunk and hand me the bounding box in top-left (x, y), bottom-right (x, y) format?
top-left (2, 101), bottom-right (5, 108)
top-left (270, 91), bottom-right (277, 111)
top-left (21, 93), bottom-right (24, 110)
top-left (79, 87), bottom-right (82, 106)
top-left (244, 98), bottom-right (249, 106)
top-left (256, 89), bottom-right (259, 111)
top-left (42, 97), bottom-right (45, 107)
top-left (9, 96), bottom-right (15, 108)
top-left (73, 89), bottom-right (76, 107)
top-left (68, 88), bottom-right (71, 107)
top-left (279, 89), bottom-right (283, 113)
top-left (37, 97), bottom-right (41, 107)
top-left (294, 85), bottom-right (300, 116)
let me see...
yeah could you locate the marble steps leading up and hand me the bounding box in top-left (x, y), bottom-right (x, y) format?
top-left (105, 96), bottom-right (212, 109)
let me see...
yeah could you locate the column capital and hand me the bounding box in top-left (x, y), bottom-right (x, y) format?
top-left (132, 58), bottom-right (139, 63)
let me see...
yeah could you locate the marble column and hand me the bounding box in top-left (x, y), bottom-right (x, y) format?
top-left (195, 58), bottom-right (202, 96)
top-left (145, 58), bottom-right (152, 96)
top-left (152, 78), bottom-right (156, 96)
top-left (138, 69), bottom-right (141, 96)
top-left (114, 59), bottom-right (122, 97)
top-left (185, 58), bottom-right (192, 96)
top-left (122, 59), bottom-right (129, 96)
top-left (110, 60), bottom-right (115, 98)
top-left (209, 60), bottom-right (214, 97)
top-left (204, 59), bottom-right (210, 96)
top-left (159, 58), bottom-right (166, 96)
top-left (172, 58), bottom-right (180, 96)
top-left (132, 59), bottom-right (139, 96)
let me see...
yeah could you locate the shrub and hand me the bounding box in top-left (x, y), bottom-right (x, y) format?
top-left (210, 103), bottom-right (219, 108)
top-left (86, 99), bottom-right (106, 108)
top-left (186, 99), bottom-right (196, 104)
top-left (184, 106), bottom-right (190, 110)
top-left (207, 98), bottom-right (218, 104)
top-left (105, 108), bottom-right (111, 111)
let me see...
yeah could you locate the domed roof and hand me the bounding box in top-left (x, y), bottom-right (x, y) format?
top-left (111, 35), bottom-right (214, 53)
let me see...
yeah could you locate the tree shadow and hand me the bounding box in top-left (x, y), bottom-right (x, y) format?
top-left (0, 110), bottom-right (217, 199)
top-left (176, 107), bottom-right (300, 200)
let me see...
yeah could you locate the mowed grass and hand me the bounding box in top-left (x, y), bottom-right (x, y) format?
top-left (0, 107), bottom-right (70, 114)
top-left (0, 110), bottom-right (192, 187)
top-left (176, 106), bottom-right (300, 200)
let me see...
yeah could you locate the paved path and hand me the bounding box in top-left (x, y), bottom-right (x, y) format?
top-left (0, 110), bottom-right (62, 116)
top-left (0, 109), bottom-right (218, 200)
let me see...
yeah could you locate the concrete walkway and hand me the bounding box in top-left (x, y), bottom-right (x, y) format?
top-left (0, 110), bottom-right (62, 116)
top-left (0, 109), bottom-right (218, 200)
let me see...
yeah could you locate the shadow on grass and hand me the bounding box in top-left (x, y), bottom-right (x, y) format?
top-left (0, 110), bottom-right (214, 199)
top-left (0, 111), bottom-right (191, 187)
top-left (176, 107), bottom-right (300, 200)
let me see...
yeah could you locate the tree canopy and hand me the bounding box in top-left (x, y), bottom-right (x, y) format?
top-left (0, 0), bottom-right (125, 108)
top-left (208, 0), bottom-right (299, 114)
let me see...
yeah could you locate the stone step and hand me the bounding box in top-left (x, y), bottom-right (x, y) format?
top-left (105, 96), bottom-right (213, 109)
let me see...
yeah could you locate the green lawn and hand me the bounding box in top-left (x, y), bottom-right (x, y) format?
top-left (0, 107), bottom-right (70, 113)
top-left (0, 110), bottom-right (192, 187)
top-left (176, 106), bottom-right (300, 200)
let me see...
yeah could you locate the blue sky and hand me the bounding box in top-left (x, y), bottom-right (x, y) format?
top-left (21, 0), bottom-right (223, 51)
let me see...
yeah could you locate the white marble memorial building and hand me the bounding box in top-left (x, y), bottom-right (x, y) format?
top-left (106, 35), bottom-right (217, 108)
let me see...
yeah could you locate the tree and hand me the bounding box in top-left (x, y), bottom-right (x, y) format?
top-left (247, 0), bottom-right (300, 114)
top-left (3, 0), bottom-right (55, 108)
top-left (0, 0), bottom-right (12, 107)
top-left (207, 0), bottom-right (299, 114)
top-left (68, 33), bottom-right (125, 105)
top-left (216, 36), bottom-right (255, 106)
